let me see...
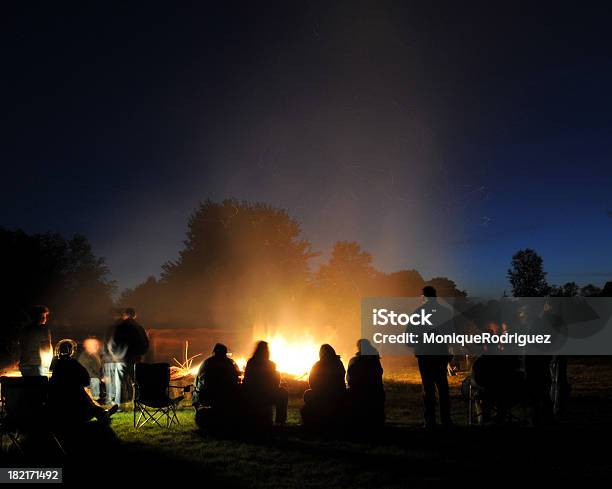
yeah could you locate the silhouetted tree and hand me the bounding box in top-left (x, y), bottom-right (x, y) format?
top-left (600, 281), bottom-right (612, 297)
top-left (550, 282), bottom-right (579, 297)
top-left (119, 276), bottom-right (165, 324)
top-left (119, 200), bottom-right (468, 353)
top-left (378, 269), bottom-right (425, 296)
top-left (425, 277), bottom-right (467, 298)
top-left (0, 228), bottom-right (115, 363)
top-left (507, 248), bottom-right (549, 297)
top-left (316, 242), bottom-right (378, 295)
top-left (313, 243), bottom-right (377, 343)
top-left (135, 199), bottom-right (318, 328)
top-left (580, 284), bottom-right (602, 297)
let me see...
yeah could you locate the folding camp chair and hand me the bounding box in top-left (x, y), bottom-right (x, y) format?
top-left (0, 376), bottom-right (65, 454)
top-left (133, 363), bottom-right (187, 429)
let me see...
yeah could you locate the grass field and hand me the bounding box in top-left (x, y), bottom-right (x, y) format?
top-left (6, 358), bottom-right (612, 487)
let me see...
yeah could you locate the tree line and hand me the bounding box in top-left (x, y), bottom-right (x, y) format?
top-left (1, 199), bottom-right (609, 363)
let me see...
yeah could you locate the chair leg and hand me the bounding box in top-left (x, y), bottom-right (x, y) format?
top-left (135, 406), bottom-right (166, 429)
top-left (50, 433), bottom-right (66, 456)
top-left (5, 433), bottom-right (24, 454)
top-left (467, 385), bottom-right (473, 426)
top-left (169, 404), bottom-right (180, 427)
top-left (133, 402), bottom-right (181, 429)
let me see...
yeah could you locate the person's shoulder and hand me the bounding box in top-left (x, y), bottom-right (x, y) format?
top-left (130, 319), bottom-right (146, 329)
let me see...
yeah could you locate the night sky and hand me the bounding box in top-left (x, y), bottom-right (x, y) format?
top-left (3, 1), bottom-right (612, 296)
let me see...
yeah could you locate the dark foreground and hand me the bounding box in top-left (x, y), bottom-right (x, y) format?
top-left (3, 358), bottom-right (612, 487)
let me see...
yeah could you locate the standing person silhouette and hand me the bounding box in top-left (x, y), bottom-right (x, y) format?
top-left (409, 286), bottom-right (454, 429)
top-left (106, 308), bottom-right (149, 410)
top-left (19, 305), bottom-right (52, 376)
top-left (102, 308), bottom-right (125, 405)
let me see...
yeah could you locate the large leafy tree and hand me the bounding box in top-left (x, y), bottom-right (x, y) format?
top-left (125, 199), bottom-right (317, 328)
top-left (316, 241), bottom-right (379, 296)
top-left (314, 241), bottom-right (380, 348)
top-left (507, 248), bottom-right (549, 297)
top-left (377, 269), bottom-right (426, 297)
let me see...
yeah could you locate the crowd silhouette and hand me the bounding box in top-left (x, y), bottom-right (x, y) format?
top-left (5, 283), bottom-right (579, 456)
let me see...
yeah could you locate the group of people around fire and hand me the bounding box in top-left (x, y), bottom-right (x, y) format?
top-left (16, 305), bottom-right (149, 427)
top-left (192, 338), bottom-right (385, 431)
top-left (10, 284), bottom-right (568, 440)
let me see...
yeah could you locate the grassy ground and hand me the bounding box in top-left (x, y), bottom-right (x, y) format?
top-left (6, 358), bottom-right (612, 487)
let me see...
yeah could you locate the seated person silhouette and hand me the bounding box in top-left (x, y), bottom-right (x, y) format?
top-left (346, 339), bottom-right (385, 427)
top-left (193, 343), bottom-right (241, 431)
top-left (301, 344), bottom-right (346, 428)
top-left (49, 341), bottom-right (118, 429)
top-left (242, 341), bottom-right (288, 426)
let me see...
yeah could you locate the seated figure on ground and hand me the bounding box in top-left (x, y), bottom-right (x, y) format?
top-left (301, 344), bottom-right (346, 428)
top-left (193, 343), bottom-right (241, 431)
top-left (242, 341), bottom-right (288, 426)
top-left (49, 341), bottom-right (118, 430)
top-left (346, 339), bottom-right (385, 427)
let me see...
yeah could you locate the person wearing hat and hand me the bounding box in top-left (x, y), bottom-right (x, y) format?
top-left (193, 343), bottom-right (241, 410)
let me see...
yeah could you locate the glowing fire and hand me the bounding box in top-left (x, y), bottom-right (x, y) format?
top-left (190, 332), bottom-right (327, 379)
top-left (0, 363), bottom-right (21, 377)
top-left (264, 333), bottom-right (321, 378)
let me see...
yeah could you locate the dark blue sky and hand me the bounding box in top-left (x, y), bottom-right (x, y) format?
top-left (2, 1), bottom-right (612, 296)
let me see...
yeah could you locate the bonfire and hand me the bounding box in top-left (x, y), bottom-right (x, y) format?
top-left (170, 341), bottom-right (202, 380)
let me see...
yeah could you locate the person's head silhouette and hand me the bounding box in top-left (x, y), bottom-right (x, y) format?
top-left (124, 308), bottom-right (137, 320)
top-left (252, 340), bottom-right (270, 362)
top-left (57, 340), bottom-right (75, 358)
top-left (213, 343), bottom-right (228, 357)
top-left (319, 344), bottom-right (337, 361)
top-left (422, 285), bottom-right (437, 298)
top-left (356, 338), bottom-right (379, 356)
top-left (31, 305), bottom-right (49, 326)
